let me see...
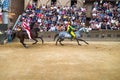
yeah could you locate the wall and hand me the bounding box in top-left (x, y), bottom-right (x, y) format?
top-left (84, 3), bottom-right (92, 17)
top-left (77, 0), bottom-right (84, 7)
top-left (38, 30), bottom-right (120, 41)
top-left (13, 30), bottom-right (120, 42)
top-left (24, 0), bottom-right (32, 9)
top-left (24, 0), bottom-right (84, 8)
top-left (11, 0), bottom-right (24, 23)
top-left (57, 0), bottom-right (70, 6)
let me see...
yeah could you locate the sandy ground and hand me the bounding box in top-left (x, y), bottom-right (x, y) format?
top-left (0, 41), bottom-right (120, 80)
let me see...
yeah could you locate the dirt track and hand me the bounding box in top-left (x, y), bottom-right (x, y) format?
top-left (0, 41), bottom-right (120, 80)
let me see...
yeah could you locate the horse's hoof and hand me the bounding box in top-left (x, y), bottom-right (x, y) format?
top-left (32, 43), bottom-right (36, 45)
top-left (78, 44), bottom-right (81, 46)
top-left (61, 44), bottom-right (64, 46)
top-left (41, 41), bottom-right (44, 45)
top-left (25, 46), bottom-right (28, 48)
top-left (24, 45), bottom-right (29, 48)
top-left (86, 43), bottom-right (89, 45)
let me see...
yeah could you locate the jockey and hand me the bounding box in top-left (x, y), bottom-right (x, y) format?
top-left (22, 18), bottom-right (32, 39)
top-left (67, 23), bottom-right (76, 39)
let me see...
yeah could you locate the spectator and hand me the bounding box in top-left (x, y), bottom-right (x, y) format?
top-left (49, 24), bottom-right (57, 31)
top-left (6, 27), bottom-right (12, 43)
top-left (90, 1), bottom-right (120, 30)
top-left (15, 1), bottom-right (119, 32)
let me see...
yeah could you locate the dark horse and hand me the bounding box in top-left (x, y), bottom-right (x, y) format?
top-left (54, 27), bottom-right (90, 46)
top-left (12, 27), bottom-right (44, 48)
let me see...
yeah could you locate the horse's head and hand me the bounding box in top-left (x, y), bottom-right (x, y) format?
top-left (78, 27), bottom-right (90, 33)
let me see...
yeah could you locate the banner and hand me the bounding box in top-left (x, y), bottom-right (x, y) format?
top-left (2, 0), bottom-right (9, 11)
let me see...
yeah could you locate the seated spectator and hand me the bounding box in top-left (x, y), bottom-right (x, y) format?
top-left (90, 1), bottom-right (120, 30)
top-left (15, 1), bottom-right (120, 32)
top-left (49, 24), bottom-right (57, 31)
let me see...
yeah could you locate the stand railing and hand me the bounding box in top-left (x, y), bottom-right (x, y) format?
top-left (12, 15), bottom-right (21, 30)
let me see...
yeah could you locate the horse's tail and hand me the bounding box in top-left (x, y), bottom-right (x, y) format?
top-left (54, 33), bottom-right (59, 41)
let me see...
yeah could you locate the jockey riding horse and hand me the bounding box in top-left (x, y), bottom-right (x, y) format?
top-left (66, 23), bottom-right (76, 39)
top-left (12, 19), bottom-right (44, 48)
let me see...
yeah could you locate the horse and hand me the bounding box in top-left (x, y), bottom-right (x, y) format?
top-left (12, 27), bottom-right (44, 48)
top-left (54, 27), bottom-right (90, 45)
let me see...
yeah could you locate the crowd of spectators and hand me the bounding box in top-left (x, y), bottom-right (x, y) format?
top-left (17, 2), bottom-right (87, 32)
top-left (89, 1), bottom-right (120, 30)
top-left (16, 1), bottom-right (120, 32)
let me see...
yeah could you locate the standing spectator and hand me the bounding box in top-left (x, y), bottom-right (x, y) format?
top-left (6, 27), bottom-right (12, 43)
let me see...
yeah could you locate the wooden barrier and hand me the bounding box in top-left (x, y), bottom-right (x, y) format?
top-left (0, 24), bottom-right (8, 44)
top-left (38, 30), bottom-right (120, 41)
top-left (0, 33), bottom-right (7, 44)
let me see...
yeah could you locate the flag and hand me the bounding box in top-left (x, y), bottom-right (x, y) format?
top-left (22, 21), bottom-right (32, 39)
top-left (22, 21), bottom-right (30, 30)
top-left (3, 0), bottom-right (9, 11)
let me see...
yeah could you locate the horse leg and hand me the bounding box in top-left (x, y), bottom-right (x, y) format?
top-left (76, 38), bottom-right (81, 46)
top-left (38, 37), bottom-right (44, 44)
top-left (20, 38), bottom-right (28, 48)
top-left (56, 38), bottom-right (59, 45)
top-left (78, 38), bottom-right (89, 45)
top-left (32, 38), bottom-right (38, 45)
top-left (59, 38), bottom-right (64, 46)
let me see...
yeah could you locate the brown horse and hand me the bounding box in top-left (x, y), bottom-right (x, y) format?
top-left (12, 28), bottom-right (44, 48)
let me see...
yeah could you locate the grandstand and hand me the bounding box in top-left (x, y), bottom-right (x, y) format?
top-left (8, 0), bottom-right (120, 26)
top-left (12, 0), bottom-right (119, 40)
